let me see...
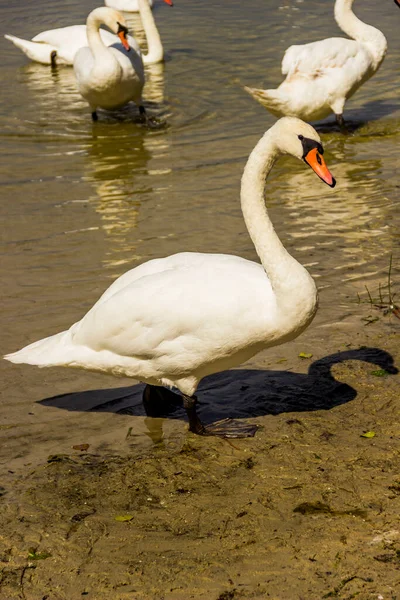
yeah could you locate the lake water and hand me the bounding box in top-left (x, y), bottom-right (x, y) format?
top-left (1, 0), bottom-right (399, 474)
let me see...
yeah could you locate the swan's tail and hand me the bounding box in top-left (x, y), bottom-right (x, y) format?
top-left (4, 34), bottom-right (56, 65)
top-left (4, 330), bottom-right (74, 368)
top-left (244, 86), bottom-right (288, 118)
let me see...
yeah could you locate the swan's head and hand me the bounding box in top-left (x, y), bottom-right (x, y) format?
top-left (116, 21), bottom-right (130, 51)
top-left (99, 9), bottom-right (131, 51)
top-left (273, 117), bottom-right (336, 188)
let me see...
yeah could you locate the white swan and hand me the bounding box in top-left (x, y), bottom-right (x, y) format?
top-left (245, 0), bottom-right (399, 127)
top-left (4, 0), bottom-right (171, 67)
top-left (73, 8), bottom-right (146, 121)
top-left (4, 117), bottom-right (336, 438)
top-left (105, 0), bottom-right (153, 12)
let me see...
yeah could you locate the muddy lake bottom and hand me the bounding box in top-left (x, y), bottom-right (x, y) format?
top-left (1, 322), bottom-right (399, 600)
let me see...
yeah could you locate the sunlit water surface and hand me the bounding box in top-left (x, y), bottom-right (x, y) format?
top-left (0, 0), bottom-right (399, 472)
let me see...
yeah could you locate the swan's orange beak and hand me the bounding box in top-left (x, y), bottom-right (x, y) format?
top-left (163, 0), bottom-right (173, 5)
top-left (304, 148), bottom-right (336, 188)
top-left (118, 30), bottom-right (130, 51)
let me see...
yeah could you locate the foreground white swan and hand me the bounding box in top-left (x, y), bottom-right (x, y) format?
top-left (105, 0), bottom-right (153, 12)
top-left (245, 0), bottom-right (399, 127)
top-left (5, 118), bottom-right (336, 437)
top-left (4, 0), bottom-right (171, 67)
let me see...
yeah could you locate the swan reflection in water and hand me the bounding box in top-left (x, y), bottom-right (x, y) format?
top-left (84, 122), bottom-right (171, 271)
top-left (82, 60), bottom-right (169, 271)
top-left (20, 61), bottom-right (87, 122)
top-left (39, 347), bottom-right (397, 448)
top-left (19, 60), bottom-right (170, 272)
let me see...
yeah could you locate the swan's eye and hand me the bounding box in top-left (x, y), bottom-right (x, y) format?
top-left (298, 135), bottom-right (304, 140)
top-left (316, 153), bottom-right (322, 165)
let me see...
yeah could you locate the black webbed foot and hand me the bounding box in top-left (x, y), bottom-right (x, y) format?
top-left (183, 393), bottom-right (258, 439)
top-left (200, 418), bottom-right (258, 438)
top-left (138, 105), bottom-right (166, 129)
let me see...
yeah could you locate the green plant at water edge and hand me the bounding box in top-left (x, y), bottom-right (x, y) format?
top-left (358, 254), bottom-right (400, 321)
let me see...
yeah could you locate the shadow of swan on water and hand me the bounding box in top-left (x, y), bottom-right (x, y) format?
top-left (39, 347), bottom-right (397, 434)
top-left (314, 100), bottom-right (400, 134)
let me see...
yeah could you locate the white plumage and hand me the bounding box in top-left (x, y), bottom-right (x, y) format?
top-left (5, 27), bottom-right (140, 67)
top-left (73, 8), bottom-right (145, 118)
top-left (5, 118), bottom-right (336, 437)
top-left (105, 0), bottom-right (153, 11)
top-left (4, 0), bottom-right (167, 67)
top-left (245, 0), bottom-right (393, 125)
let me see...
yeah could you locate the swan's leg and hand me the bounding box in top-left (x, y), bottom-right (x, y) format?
top-left (336, 114), bottom-right (344, 127)
top-left (182, 394), bottom-right (207, 434)
top-left (139, 105), bottom-right (147, 123)
top-left (331, 98), bottom-right (348, 133)
top-left (91, 111), bottom-right (98, 122)
top-left (143, 383), bottom-right (164, 411)
top-left (182, 394), bottom-right (258, 438)
top-left (335, 113), bottom-right (347, 131)
top-left (142, 383), bottom-right (181, 416)
top-left (50, 51), bottom-right (57, 69)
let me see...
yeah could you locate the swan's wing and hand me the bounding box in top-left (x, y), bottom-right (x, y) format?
top-left (93, 253), bottom-right (238, 305)
top-left (108, 41), bottom-right (144, 82)
top-left (33, 25), bottom-right (89, 48)
top-left (71, 254), bottom-right (274, 366)
top-left (33, 26), bottom-right (141, 63)
top-left (281, 37), bottom-right (362, 79)
top-left (105, 0), bottom-right (153, 11)
top-left (32, 26), bottom-right (91, 64)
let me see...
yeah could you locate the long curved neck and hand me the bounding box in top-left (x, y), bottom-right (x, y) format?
top-left (86, 10), bottom-right (114, 60)
top-left (240, 130), bottom-right (310, 301)
top-left (139, 0), bottom-right (164, 65)
top-left (334, 0), bottom-right (387, 65)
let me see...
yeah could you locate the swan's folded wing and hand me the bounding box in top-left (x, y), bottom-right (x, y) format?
top-left (33, 26), bottom-right (140, 57)
top-left (33, 25), bottom-right (88, 47)
top-left (70, 256), bottom-right (274, 368)
top-left (281, 37), bottom-right (361, 79)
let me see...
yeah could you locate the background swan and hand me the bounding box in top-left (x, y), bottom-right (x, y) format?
top-left (73, 8), bottom-right (145, 121)
top-left (4, 0), bottom-right (170, 67)
top-left (4, 117), bottom-right (336, 438)
top-left (245, 0), bottom-right (399, 127)
top-left (105, 0), bottom-right (153, 12)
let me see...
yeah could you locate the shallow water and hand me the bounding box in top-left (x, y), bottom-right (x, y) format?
top-left (0, 0), bottom-right (399, 475)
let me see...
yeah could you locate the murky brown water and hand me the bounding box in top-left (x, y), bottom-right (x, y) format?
top-left (1, 0), bottom-right (399, 477)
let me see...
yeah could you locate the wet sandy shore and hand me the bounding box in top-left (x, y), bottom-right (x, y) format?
top-left (1, 314), bottom-right (399, 600)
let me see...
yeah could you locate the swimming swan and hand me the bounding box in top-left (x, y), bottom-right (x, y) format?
top-left (4, 0), bottom-right (171, 67)
top-left (4, 118), bottom-right (336, 438)
top-left (105, 0), bottom-right (153, 12)
top-left (245, 0), bottom-right (399, 127)
top-left (73, 8), bottom-right (145, 121)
